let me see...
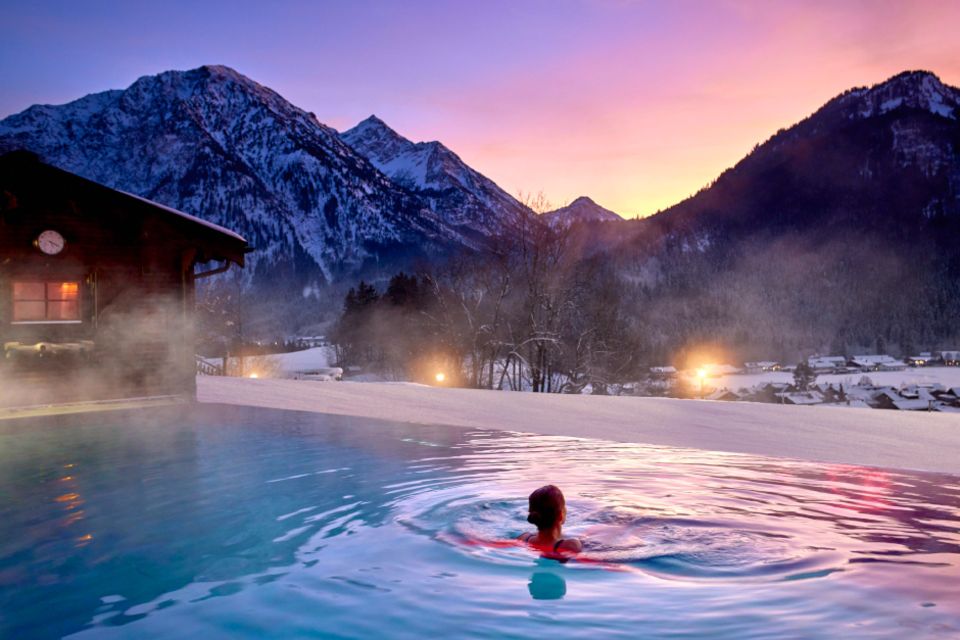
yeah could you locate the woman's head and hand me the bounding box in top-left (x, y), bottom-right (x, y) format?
top-left (527, 485), bottom-right (565, 531)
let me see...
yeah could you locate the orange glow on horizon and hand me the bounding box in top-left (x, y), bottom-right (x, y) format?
top-left (377, 3), bottom-right (960, 218)
top-left (6, 2), bottom-right (960, 219)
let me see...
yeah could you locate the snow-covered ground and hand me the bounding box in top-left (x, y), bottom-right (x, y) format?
top-left (198, 377), bottom-right (960, 474)
top-left (267, 346), bottom-right (336, 374)
top-left (207, 347), bottom-right (337, 378)
top-left (692, 367), bottom-right (960, 393)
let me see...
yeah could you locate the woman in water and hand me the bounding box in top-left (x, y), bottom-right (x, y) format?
top-left (518, 485), bottom-right (582, 556)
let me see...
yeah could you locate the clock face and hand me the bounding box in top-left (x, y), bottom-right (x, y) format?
top-left (37, 230), bottom-right (66, 255)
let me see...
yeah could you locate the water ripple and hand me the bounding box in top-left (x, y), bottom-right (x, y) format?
top-left (1, 405), bottom-right (958, 639)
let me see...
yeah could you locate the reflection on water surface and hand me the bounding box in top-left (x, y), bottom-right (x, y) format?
top-left (0, 404), bottom-right (958, 639)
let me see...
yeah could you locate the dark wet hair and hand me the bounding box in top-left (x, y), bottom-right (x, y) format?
top-left (527, 485), bottom-right (565, 530)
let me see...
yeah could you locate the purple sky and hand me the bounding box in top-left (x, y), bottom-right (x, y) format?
top-left (3, 0), bottom-right (959, 216)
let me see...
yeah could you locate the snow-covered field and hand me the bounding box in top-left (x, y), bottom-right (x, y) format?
top-left (209, 347), bottom-right (337, 378)
top-left (198, 377), bottom-right (960, 474)
top-left (694, 367), bottom-right (960, 392)
top-left (226, 349), bottom-right (960, 392)
top-left (267, 346), bottom-right (336, 374)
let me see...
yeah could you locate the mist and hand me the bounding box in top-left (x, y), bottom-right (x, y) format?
top-left (1, 292), bottom-right (198, 409)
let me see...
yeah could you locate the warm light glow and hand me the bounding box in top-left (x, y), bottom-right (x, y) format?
top-left (435, 372), bottom-right (446, 383)
top-left (248, 373), bottom-right (259, 379)
top-left (696, 368), bottom-right (707, 380)
top-left (826, 466), bottom-right (892, 513)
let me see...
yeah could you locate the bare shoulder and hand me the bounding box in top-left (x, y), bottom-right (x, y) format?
top-left (559, 538), bottom-right (582, 553)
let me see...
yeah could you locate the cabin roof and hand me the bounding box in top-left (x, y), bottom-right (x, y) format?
top-left (119, 190), bottom-right (247, 243)
top-left (0, 150), bottom-right (249, 267)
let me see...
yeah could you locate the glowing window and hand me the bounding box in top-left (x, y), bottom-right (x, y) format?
top-left (12, 281), bottom-right (81, 323)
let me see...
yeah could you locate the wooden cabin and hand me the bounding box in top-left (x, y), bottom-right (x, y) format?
top-left (0, 151), bottom-right (248, 408)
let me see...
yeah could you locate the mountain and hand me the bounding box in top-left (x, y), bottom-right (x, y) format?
top-left (0, 65), bottom-right (518, 295)
top-left (542, 196), bottom-right (623, 227)
top-left (3, 65), bottom-right (959, 350)
top-left (340, 116), bottom-right (528, 240)
top-left (610, 70), bottom-right (960, 359)
top-left (638, 70), bottom-right (959, 241)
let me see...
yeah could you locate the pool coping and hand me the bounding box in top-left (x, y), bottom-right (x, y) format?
top-left (0, 395), bottom-right (189, 421)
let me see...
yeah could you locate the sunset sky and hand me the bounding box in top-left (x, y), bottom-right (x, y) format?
top-left (3, 0), bottom-right (959, 217)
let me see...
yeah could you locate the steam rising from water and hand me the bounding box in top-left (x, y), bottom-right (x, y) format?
top-left (1, 293), bottom-right (196, 408)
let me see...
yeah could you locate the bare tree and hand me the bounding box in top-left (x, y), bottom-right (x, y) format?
top-left (506, 191), bottom-right (577, 392)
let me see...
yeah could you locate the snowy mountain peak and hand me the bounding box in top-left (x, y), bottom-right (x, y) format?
top-left (543, 196), bottom-right (623, 227)
top-left (0, 65), bottom-right (470, 289)
top-left (341, 115), bottom-right (528, 233)
top-left (354, 114), bottom-right (394, 132)
top-left (834, 70), bottom-right (958, 120)
top-left (199, 64), bottom-right (249, 81)
top-left (342, 115), bottom-right (418, 165)
top-left (131, 65), bottom-right (262, 100)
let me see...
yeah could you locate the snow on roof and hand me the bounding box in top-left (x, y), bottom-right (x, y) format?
top-left (776, 391), bottom-right (824, 405)
top-left (808, 356), bottom-right (846, 368)
top-left (707, 388), bottom-right (741, 401)
top-left (899, 386), bottom-right (936, 401)
top-left (763, 382), bottom-right (792, 390)
top-left (120, 190), bottom-right (247, 243)
top-left (270, 347), bottom-right (335, 374)
top-left (890, 398), bottom-right (934, 411)
top-left (875, 389), bottom-right (901, 400)
top-left (650, 366), bottom-right (677, 374)
top-left (843, 386), bottom-right (875, 401)
top-left (850, 354), bottom-right (900, 365)
top-left (745, 361), bottom-right (779, 368)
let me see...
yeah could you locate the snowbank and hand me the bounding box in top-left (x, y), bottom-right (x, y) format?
top-left (198, 377), bottom-right (960, 474)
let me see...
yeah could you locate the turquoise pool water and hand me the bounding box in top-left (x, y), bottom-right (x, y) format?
top-left (1, 404), bottom-right (958, 639)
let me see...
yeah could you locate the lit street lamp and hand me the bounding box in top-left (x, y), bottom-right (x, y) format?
top-left (696, 367), bottom-right (707, 399)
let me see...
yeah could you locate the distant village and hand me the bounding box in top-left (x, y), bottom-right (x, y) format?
top-left (645, 351), bottom-right (960, 413)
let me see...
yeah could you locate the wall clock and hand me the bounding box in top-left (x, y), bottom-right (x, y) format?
top-left (36, 229), bottom-right (66, 255)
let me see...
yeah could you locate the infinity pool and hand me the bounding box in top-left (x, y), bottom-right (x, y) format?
top-left (1, 404), bottom-right (958, 639)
